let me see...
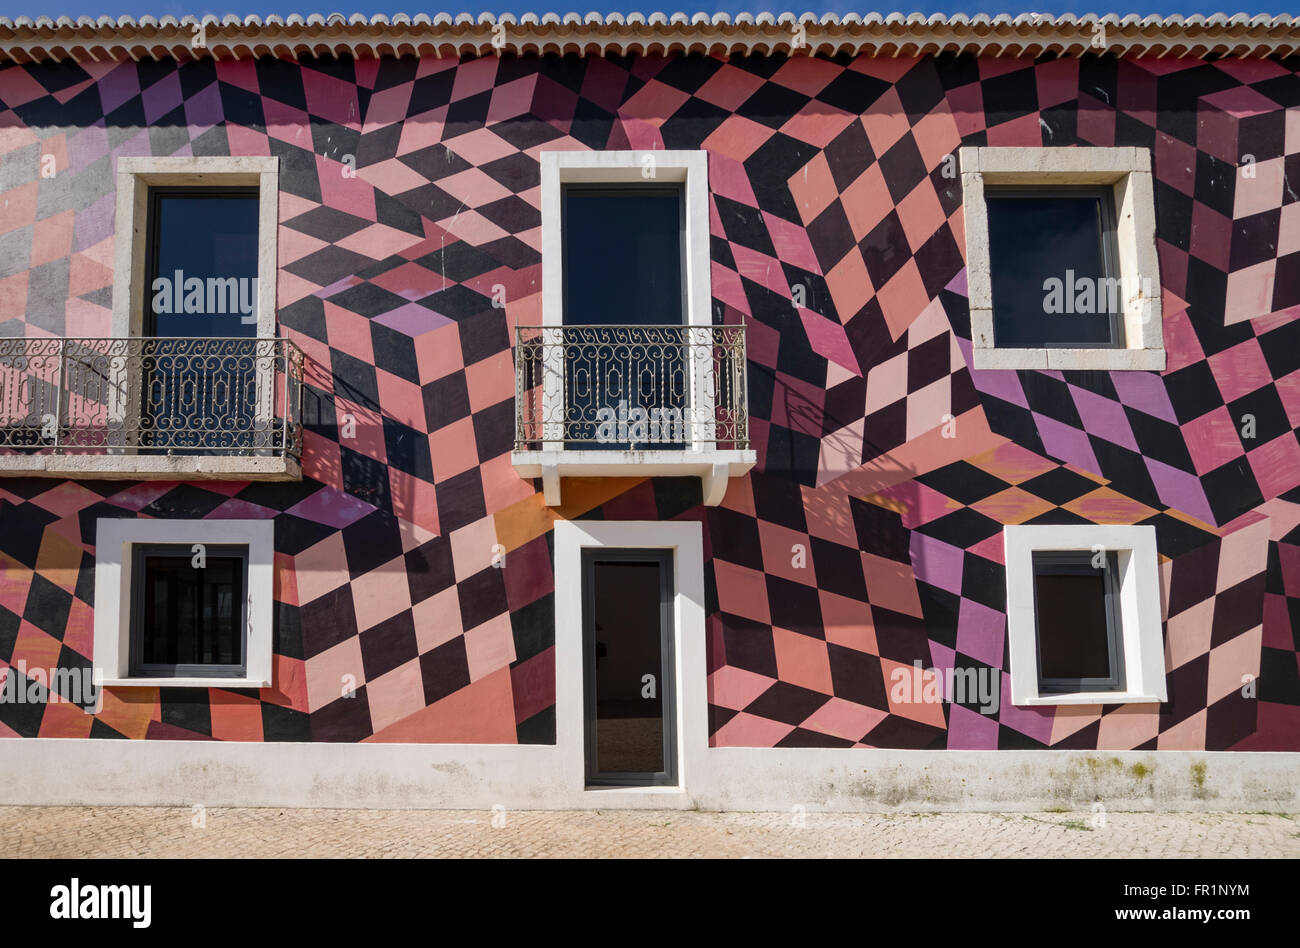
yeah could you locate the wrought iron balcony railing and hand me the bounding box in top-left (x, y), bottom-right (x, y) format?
top-left (0, 337), bottom-right (303, 459)
top-left (513, 324), bottom-right (749, 452)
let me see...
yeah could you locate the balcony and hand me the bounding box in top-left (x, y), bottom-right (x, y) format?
top-left (511, 324), bottom-right (756, 505)
top-left (0, 337), bottom-right (303, 480)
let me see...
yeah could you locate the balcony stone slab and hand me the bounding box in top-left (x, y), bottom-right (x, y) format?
top-left (0, 454), bottom-right (301, 480)
top-left (512, 449), bottom-right (756, 506)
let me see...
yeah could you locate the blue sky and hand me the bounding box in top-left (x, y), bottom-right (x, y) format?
top-left (0, 3), bottom-right (1288, 23)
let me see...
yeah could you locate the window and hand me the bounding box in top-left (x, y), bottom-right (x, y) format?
top-left (129, 544), bottom-right (248, 678)
top-left (512, 150), bottom-right (755, 507)
top-left (0, 157), bottom-right (299, 479)
top-left (561, 184), bottom-right (688, 450)
top-left (94, 518), bottom-right (274, 689)
top-left (145, 187), bottom-right (261, 335)
top-left (114, 156), bottom-right (278, 340)
top-left (960, 147), bottom-right (1164, 371)
top-left (1031, 550), bottom-right (1124, 694)
top-left (562, 185), bottom-right (686, 328)
top-left (986, 187), bottom-right (1122, 349)
top-left (39, 155), bottom-right (306, 479)
top-left (1004, 524), bottom-right (1166, 706)
top-left (142, 186), bottom-right (263, 453)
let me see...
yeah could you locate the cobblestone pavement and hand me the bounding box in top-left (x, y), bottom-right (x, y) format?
top-left (2, 807), bottom-right (1297, 857)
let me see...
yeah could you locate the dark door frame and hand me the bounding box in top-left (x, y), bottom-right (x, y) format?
top-left (580, 547), bottom-right (678, 787)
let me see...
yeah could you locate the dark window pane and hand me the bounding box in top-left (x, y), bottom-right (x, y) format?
top-left (148, 192), bottom-right (260, 338)
top-left (143, 190), bottom-right (260, 453)
top-left (562, 188), bottom-right (687, 449)
top-left (987, 192), bottom-right (1119, 348)
top-left (591, 559), bottom-right (665, 775)
top-left (1034, 571), bottom-right (1113, 680)
top-left (563, 189), bottom-right (683, 327)
top-left (137, 553), bottom-right (244, 670)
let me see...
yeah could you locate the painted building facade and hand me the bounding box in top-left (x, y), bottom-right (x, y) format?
top-left (0, 13), bottom-right (1298, 809)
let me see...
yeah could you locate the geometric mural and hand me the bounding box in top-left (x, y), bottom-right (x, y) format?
top-left (0, 49), bottom-right (1297, 750)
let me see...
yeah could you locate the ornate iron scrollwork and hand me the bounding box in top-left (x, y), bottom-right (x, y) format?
top-left (514, 324), bottom-right (748, 451)
top-left (0, 336), bottom-right (304, 458)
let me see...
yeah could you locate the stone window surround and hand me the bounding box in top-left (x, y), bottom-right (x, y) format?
top-left (1003, 523), bottom-right (1167, 707)
top-left (960, 146), bottom-right (1165, 372)
top-left (93, 518), bottom-right (275, 689)
top-left (512, 149), bottom-right (756, 507)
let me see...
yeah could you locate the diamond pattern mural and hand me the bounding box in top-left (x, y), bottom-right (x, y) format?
top-left (0, 49), bottom-right (1298, 750)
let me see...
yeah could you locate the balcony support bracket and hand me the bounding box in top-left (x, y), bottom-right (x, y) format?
top-left (701, 462), bottom-right (730, 507)
top-left (541, 460), bottom-right (562, 506)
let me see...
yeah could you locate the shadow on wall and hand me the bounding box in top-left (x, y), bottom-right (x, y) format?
top-left (763, 358), bottom-right (921, 540)
top-left (745, 358), bottom-right (938, 647)
top-left (298, 354), bottom-right (442, 534)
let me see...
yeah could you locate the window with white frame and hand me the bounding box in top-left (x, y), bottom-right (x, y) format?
top-left (94, 518), bottom-right (274, 688)
top-left (107, 157), bottom-right (288, 460)
top-left (512, 150), bottom-right (754, 507)
top-left (1003, 524), bottom-right (1167, 706)
top-left (0, 157), bottom-right (296, 474)
top-left (536, 149), bottom-right (713, 451)
top-left (960, 147), bottom-right (1164, 371)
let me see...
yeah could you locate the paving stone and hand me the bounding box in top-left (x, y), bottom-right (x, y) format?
top-left (1, 807), bottom-right (1296, 858)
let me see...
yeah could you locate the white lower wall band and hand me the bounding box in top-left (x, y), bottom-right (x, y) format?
top-left (1, 740), bottom-right (1295, 812)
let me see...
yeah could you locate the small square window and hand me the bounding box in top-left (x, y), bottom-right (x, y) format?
top-left (130, 544), bottom-right (248, 678)
top-left (1004, 524), bottom-right (1167, 706)
top-left (986, 187), bottom-right (1124, 349)
top-left (1031, 550), bottom-right (1125, 694)
top-left (94, 518), bottom-right (273, 689)
top-left (960, 147), bottom-right (1165, 372)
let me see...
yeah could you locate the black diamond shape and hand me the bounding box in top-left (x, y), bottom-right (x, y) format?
top-left (420, 637), bottom-right (471, 705)
top-left (744, 680), bottom-right (830, 726)
top-left (737, 81), bottom-right (811, 130)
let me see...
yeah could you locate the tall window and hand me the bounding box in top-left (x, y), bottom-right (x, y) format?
top-left (561, 184), bottom-right (688, 450)
top-left (142, 188), bottom-right (261, 452)
top-left (562, 186), bottom-right (685, 327)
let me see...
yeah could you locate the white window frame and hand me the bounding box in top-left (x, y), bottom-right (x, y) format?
top-left (93, 518), bottom-right (275, 689)
top-left (512, 150), bottom-right (755, 506)
top-left (540, 150), bottom-right (712, 349)
top-left (1004, 524), bottom-right (1167, 706)
top-left (960, 147), bottom-right (1164, 371)
top-left (553, 519), bottom-right (707, 797)
top-left (0, 157), bottom-right (289, 479)
top-left (41, 155), bottom-right (296, 479)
